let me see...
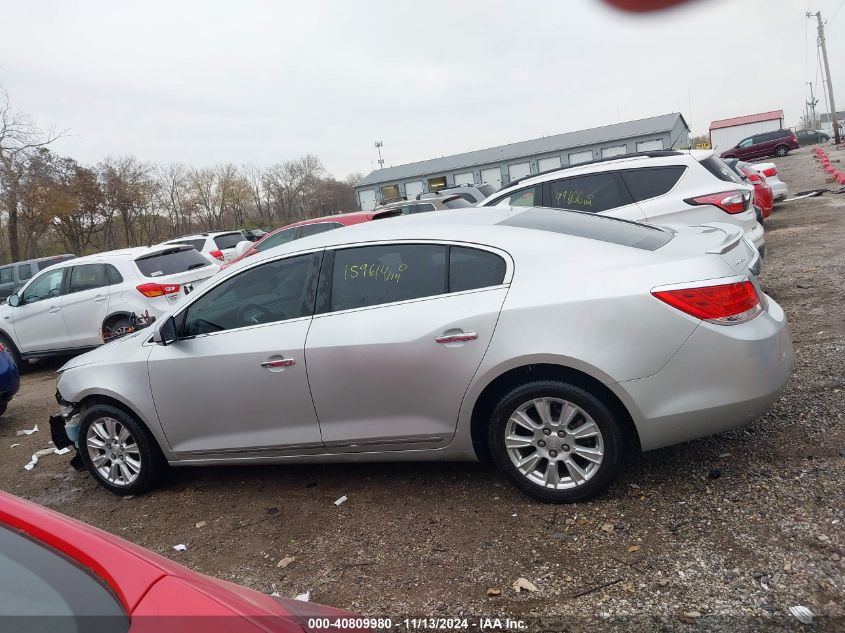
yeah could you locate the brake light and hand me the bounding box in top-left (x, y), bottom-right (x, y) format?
top-left (0, 343), bottom-right (5, 353)
top-left (762, 167), bottom-right (777, 177)
top-left (745, 172), bottom-right (762, 182)
top-left (209, 250), bottom-right (224, 261)
top-left (685, 190), bottom-right (750, 214)
top-left (136, 283), bottom-right (181, 298)
top-left (652, 281), bottom-right (762, 324)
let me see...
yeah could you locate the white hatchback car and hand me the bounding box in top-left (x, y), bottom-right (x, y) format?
top-left (482, 150), bottom-right (766, 257)
top-left (162, 231), bottom-right (246, 263)
top-left (0, 245), bottom-right (219, 368)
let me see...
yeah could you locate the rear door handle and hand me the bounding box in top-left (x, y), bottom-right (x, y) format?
top-left (260, 358), bottom-right (295, 369)
top-left (435, 332), bottom-right (478, 344)
top-left (48, 306), bottom-right (62, 314)
top-left (94, 295), bottom-right (107, 303)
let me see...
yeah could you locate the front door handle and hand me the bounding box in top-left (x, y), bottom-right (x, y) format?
top-left (48, 306), bottom-right (62, 314)
top-left (435, 332), bottom-right (478, 344)
top-left (94, 295), bottom-right (107, 303)
top-left (260, 358), bottom-right (295, 369)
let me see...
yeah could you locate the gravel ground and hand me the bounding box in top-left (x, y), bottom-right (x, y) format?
top-left (0, 147), bottom-right (843, 631)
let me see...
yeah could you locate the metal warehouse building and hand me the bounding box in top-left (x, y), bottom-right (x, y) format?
top-left (355, 112), bottom-right (690, 211)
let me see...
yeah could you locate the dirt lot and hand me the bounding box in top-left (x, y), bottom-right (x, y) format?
top-left (1, 147), bottom-right (843, 631)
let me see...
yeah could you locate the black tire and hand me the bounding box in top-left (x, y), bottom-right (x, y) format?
top-left (0, 333), bottom-right (26, 374)
top-left (78, 404), bottom-right (166, 495)
top-left (487, 380), bottom-right (623, 503)
top-left (0, 400), bottom-right (7, 417)
top-left (774, 145), bottom-right (789, 157)
top-left (102, 316), bottom-right (134, 343)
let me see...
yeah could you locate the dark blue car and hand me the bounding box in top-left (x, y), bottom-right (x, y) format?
top-left (0, 342), bottom-right (20, 416)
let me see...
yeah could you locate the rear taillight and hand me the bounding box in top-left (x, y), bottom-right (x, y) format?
top-left (0, 343), bottom-right (5, 353)
top-left (652, 281), bottom-right (762, 325)
top-left (136, 283), bottom-right (181, 298)
top-left (762, 167), bottom-right (777, 177)
top-left (685, 190), bottom-right (750, 214)
top-left (209, 250), bottom-right (224, 261)
top-left (745, 172), bottom-right (762, 182)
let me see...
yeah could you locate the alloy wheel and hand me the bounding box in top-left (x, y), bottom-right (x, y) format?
top-left (85, 417), bottom-right (142, 486)
top-left (504, 397), bottom-right (604, 489)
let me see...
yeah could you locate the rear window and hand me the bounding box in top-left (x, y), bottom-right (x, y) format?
top-left (699, 156), bottom-right (744, 185)
top-left (299, 222), bottom-right (342, 238)
top-left (213, 233), bottom-right (244, 249)
top-left (135, 247), bottom-right (212, 278)
top-left (620, 166), bottom-right (685, 202)
top-left (37, 255), bottom-right (75, 271)
top-left (498, 208), bottom-right (672, 251)
top-left (477, 184), bottom-right (496, 198)
top-left (0, 525), bottom-right (129, 630)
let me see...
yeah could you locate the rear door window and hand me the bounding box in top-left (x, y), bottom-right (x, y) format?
top-left (182, 252), bottom-right (321, 336)
top-left (0, 525), bottom-right (128, 630)
top-left (620, 166), bottom-right (686, 202)
top-left (544, 172), bottom-right (632, 213)
top-left (449, 246), bottom-right (507, 292)
top-left (68, 264), bottom-right (109, 293)
top-left (299, 222), bottom-right (342, 238)
top-left (488, 186), bottom-right (539, 208)
top-left (135, 247), bottom-right (212, 278)
top-left (324, 244), bottom-right (448, 312)
top-left (213, 233), bottom-right (245, 250)
top-left (256, 227), bottom-right (300, 252)
top-left (17, 264), bottom-right (34, 282)
top-left (0, 267), bottom-right (12, 284)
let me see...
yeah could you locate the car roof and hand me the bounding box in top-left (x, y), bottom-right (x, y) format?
top-left (222, 206), bottom-right (665, 275)
top-left (56, 244), bottom-right (195, 266)
top-left (164, 231), bottom-right (241, 241)
top-left (490, 149), bottom-right (711, 196)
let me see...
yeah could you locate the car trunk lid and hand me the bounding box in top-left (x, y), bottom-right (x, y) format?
top-left (658, 222), bottom-right (760, 277)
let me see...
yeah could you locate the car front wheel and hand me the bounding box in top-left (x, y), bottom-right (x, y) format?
top-left (78, 404), bottom-right (164, 495)
top-left (488, 380), bottom-right (622, 503)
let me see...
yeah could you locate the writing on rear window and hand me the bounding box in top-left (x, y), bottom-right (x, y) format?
top-left (343, 263), bottom-right (408, 283)
top-left (555, 190), bottom-right (593, 207)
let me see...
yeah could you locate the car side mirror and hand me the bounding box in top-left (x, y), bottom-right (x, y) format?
top-left (234, 240), bottom-right (253, 257)
top-left (7, 294), bottom-right (20, 307)
top-left (153, 315), bottom-right (178, 346)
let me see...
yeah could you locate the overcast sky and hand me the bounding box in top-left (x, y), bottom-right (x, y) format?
top-left (1, 0), bottom-right (842, 179)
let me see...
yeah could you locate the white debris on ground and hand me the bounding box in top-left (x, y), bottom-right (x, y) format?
top-left (15, 424), bottom-right (38, 437)
top-left (24, 446), bottom-right (70, 471)
top-left (333, 495), bottom-right (347, 506)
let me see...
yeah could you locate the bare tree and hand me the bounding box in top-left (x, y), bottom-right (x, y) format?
top-left (0, 88), bottom-right (64, 260)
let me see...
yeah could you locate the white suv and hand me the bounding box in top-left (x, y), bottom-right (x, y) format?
top-left (482, 150), bottom-right (766, 256)
top-left (0, 245), bottom-right (219, 368)
top-left (162, 231), bottom-right (246, 263)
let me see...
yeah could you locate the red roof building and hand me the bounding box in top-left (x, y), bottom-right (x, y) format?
top-left (708, 110), bottom-right (784, 152)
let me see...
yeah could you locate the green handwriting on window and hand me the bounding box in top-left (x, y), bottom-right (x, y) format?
top-left (555, 190), bottom-right (593, 207)
top-left (343, 263), bottom-right (408, 283)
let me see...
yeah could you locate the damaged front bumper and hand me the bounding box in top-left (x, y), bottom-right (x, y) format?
top-left (50, 391), bottom-right (85, 471)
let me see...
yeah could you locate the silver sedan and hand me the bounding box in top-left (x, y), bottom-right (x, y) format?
top-left (51, 207), bottom-right (793, 503)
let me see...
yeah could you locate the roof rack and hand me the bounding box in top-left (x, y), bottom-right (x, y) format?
top-left (498, 150), bottom-right (683, 192)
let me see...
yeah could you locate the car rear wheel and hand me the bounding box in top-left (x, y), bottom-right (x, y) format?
top-left (775, 145), bottom-right (789, 157)
top-left (102, 316), bottom-right (134, 343)
top-left (78, 404), bottom-right (165, 495)
top-left (488, 380), bottom-right (622, 503)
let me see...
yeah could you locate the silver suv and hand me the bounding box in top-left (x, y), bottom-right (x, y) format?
top-left (51, 208), bottom-right (790, 502)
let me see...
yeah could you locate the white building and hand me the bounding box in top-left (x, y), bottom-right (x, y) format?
top-left (708, 110), bottom-right (784, 153)
top-left (819, 110), bottom-right (844, 136)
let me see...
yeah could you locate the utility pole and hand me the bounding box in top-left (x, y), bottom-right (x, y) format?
top-left (808, 11), bottom-right (840, 144)
top-left (807, 81), bottom-right (819, 130)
